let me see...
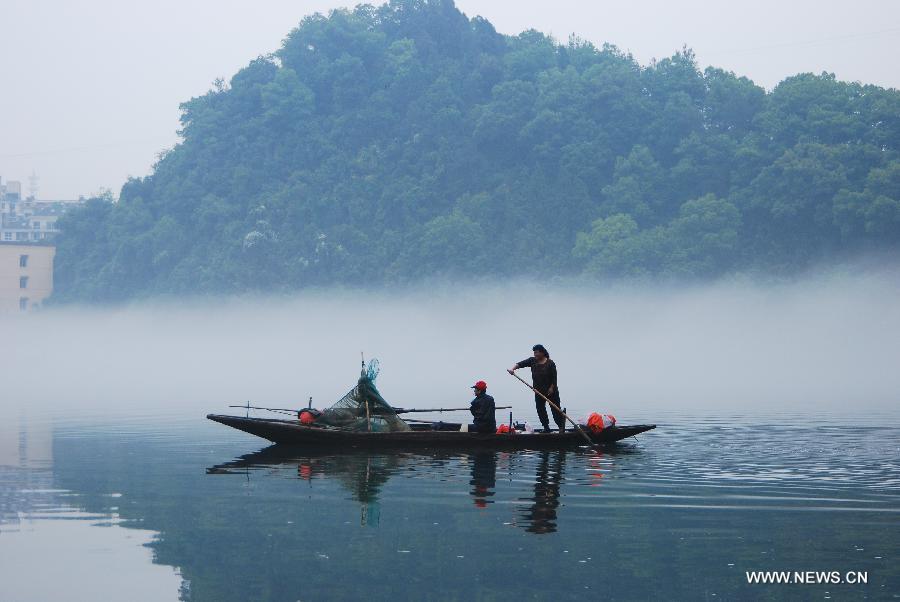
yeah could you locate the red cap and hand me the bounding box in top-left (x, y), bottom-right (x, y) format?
top-left (471, 380), bottom-right (487, 390)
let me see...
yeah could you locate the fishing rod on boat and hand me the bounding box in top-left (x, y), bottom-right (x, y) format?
top-left (230, 404), bottom-right (512, 416)
top-left (228, 404), bottom-right (298, 417)
top-left (392, 406), bottom-right (511, 414)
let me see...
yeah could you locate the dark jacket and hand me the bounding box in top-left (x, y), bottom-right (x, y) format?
top-left (515, 357), bottom-right (558, 395)
top-left (469, 392), bottom-right (496, 433)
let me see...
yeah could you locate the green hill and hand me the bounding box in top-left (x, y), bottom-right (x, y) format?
top-left (53, 0), bottom-right (900, 301)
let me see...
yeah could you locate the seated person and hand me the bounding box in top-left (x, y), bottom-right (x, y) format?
top-left (468, 380), bottom-right (496, 434)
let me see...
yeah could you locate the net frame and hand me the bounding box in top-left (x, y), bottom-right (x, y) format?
top-left (317, 361), bottom-right (410, 432)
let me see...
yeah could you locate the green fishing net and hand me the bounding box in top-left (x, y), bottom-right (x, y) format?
top-left (317, 360), bottom-right (410, 432)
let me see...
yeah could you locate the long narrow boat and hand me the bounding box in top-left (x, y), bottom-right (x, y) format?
top-left (207, 414), bottom-right (655, 449)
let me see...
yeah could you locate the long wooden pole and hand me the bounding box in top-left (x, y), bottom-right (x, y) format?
top-left (508, 371), bottom-right (595, 446)
top-left (229, 404), bottom-right (512, 415)
top-left (229, 405), bottom-right (297, 416)
top-left (393, 406), bottom-right (511, 414)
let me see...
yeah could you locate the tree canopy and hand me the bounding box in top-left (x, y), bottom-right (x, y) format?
top-left (53, 0), bottom-right (900, 301)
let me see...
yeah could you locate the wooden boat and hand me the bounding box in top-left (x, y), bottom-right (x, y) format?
top-left (207, 414), bottom-right (656, 449)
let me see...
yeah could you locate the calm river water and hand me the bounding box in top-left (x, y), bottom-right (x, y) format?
top-left (1, 409), bottom-right (898, 601)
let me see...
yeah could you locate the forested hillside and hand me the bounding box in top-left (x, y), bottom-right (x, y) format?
top-left (53, 0), bottom-right (900, 301)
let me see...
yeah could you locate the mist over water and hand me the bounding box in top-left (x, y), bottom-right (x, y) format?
top-left (3, 267), bottom-right (899, 423)
top-left (3, 268), bottom-right (899, 601)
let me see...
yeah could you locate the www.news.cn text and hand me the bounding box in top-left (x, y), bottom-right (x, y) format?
top-left (746, 571), bottom-right (868, 585)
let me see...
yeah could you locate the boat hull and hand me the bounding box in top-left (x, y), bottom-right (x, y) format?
top-left (207, 414), bottom-right (655, 449)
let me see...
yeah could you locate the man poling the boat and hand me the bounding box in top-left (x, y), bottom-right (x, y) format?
top-left (468, 380), bottom-right (497, 433)
top-left (509, 344), bottom-right (565, 434)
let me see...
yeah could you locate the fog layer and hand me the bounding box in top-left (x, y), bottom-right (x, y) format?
top-left (3, 269), bottom-right (898, 422)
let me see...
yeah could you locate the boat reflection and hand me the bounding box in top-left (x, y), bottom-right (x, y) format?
top-left (208, 446), bottom-right (416, 526)
top-left (207, 447), bottom-right (617, 534)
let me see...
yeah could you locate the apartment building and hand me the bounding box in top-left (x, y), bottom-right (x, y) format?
top-left (0, 243), bottom-right (55, 311)
top-left (0, 176), bottom-right (83, 242)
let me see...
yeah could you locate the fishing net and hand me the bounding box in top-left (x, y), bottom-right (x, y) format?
top-left (317, 360), bottom-right (410, 432)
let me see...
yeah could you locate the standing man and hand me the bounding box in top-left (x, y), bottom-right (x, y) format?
top-left (508, 344), bottom-right (564, 433)
top-left (468, 380), bottom-right (496, 434)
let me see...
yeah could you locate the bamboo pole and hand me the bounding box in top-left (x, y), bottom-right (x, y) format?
top-left (393, 406), bottom-right (511, 414)
top-left (508, 371), bottom-right (594, 446)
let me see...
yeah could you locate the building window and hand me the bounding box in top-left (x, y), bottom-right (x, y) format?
top-left (2, 232), bottom-right (11, 241)
top-left (19, 297), bottom-right (28, 311)
top-left (20, 276), bottom-right (28, 289)
top-left (33, 222), bottom-right (40, 229)
top-left (19, 254), bottom-right (28, 267)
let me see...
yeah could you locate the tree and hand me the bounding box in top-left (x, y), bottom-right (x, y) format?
top-left (599, 146), bottom-right (669, 225)
top-left (833, 160), bottom-right (900, 243)
top-left (50, 0), bottom-right (900, 302)
top-left (664, 194), bottom-right (741, 276)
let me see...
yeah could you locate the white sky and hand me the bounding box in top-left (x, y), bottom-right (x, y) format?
top-left (1, 0), bottom-right (898, 199)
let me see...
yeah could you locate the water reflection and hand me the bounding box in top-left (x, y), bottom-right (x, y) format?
top-left (208, 447), bottom-right (414, 526)
top-left (469, 451), bottom-right (496, 508)
top-left (1, 419), bottom-right (56, 529)
top-left (519, 451), bottom-right (566, 534)
top-left (0, 420), bottom-right (182, 601)
top-left (207, 447), bottom-right (588, 535)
